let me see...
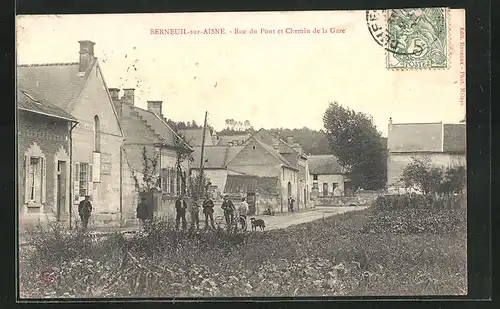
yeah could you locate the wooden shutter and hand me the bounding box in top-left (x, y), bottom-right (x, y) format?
top-left (88, 164), bottom-right (93, 196)
top-left (24, 155), bottom-right (29, 204)
top-left (41, 157), bottom-right (46, 204)
top-left (74, 162), bottom-right (80, 201)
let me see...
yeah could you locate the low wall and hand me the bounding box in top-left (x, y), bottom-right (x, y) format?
top-left (313, 194), bottom-right (381, 207)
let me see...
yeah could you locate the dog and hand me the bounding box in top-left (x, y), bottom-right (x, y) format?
top-left (250, 218), bottom-right (266, 231)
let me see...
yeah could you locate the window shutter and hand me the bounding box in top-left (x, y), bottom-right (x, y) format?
top-left (88, 164), bottom-right (93, 196)
top-left (74, 162), bottom-right (80, 201)
top-left (41, 157), bottom-right (46, 204)
top-left (24, 155), bottom-right (29, 203)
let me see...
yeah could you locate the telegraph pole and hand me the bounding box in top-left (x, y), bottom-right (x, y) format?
top-left (198, 111), bottom-right (208, 199)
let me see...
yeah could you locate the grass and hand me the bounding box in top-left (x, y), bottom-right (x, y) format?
top-left (19, 196), bottom-right (467, 298)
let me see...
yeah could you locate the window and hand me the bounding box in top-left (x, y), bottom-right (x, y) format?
top-left (28, 157), bottom-right (43, 202)
top-left (312, 183), bottom-right (318, 190)
top-left (170, 168), bottom-right (175, 194)
top-left (313, 174), bottom-right (318, 181)
top-left (323, 183), bottom-right (329, 197)
top-left (94, 115), bottom-right (100, 152)
top-left (162, 168), bottom-right (177, 195)
top-left (332, 183), bottom-right (338, 191)
top-left (79, 163), bottom-right (90, 197)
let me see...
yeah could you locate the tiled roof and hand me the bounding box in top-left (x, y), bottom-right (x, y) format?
top-left (17, 62), bottom-right (91, 112)
top-left (17, 89), bottom-right (77, 122)
top-left (308, 155), bottom-right (343, 175)
top-left (191, 146), bottom-right (244, 168)
top-left (254, 129), bottom-right (297, 155)
top-left (216, 134), bottom-right (251, 146)
top-left (253, 137), bottom-right (296, 169)
top-left (133, 107), bottom-right (192, 150)
top-left (388, 122), bottom-right (443, 152)
top-left (178, 128), bottom-right (213, 147)
top-left (443, 124), bottom-right (466, 152)
top-left (224, 174), bottom-right (279, 195)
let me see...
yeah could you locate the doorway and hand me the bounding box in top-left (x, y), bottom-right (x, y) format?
top-left (56, 161), bottom-right (67, 221)
top-left (247, 192), bottom-right (256, 215)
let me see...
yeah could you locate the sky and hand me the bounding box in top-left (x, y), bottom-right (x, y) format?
top-left (16, 10), bottom-right (466, 136)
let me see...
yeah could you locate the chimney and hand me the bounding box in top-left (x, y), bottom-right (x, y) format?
top-left (147, 101), bottom-right (163, 117)
top-left (108, 88), bottom-right (120, 101)
top-left (109, 88), bottom-right (122, 119)
top-left (286, 136), bottom-right (294, 145)
top-left (123, 88), bottom-right (135, 105)
top-left (78, 40), bottom-right (96, 73)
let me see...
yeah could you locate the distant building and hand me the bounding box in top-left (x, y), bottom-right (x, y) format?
top-left (387, 118), bottom-right (466, 193)
top-left (308, 155), bottom-right (348, 199)
top-left (216, 133), bottom-right (251, 146)
top-left (17, 89), bottom-right (78, 229)
top-left (178, 128), bottom-right (214, 147)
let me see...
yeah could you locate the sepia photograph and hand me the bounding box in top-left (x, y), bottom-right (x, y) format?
top-left (16, 9), bottom-right (467, 298)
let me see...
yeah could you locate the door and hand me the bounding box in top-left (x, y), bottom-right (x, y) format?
top-left (247, 193), bottom-right (256, 215)
top-left (323, 183), bottom-right (329, 197)
top-left (56, 161), bottom-right (67, 221)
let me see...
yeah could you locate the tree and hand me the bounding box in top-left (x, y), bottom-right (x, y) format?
top-left (323, 101), bottom-right (387, 190)
top-left (401, 155), bottom-right (466, 196)
top-left (244, 120), bottom-right (251, 130)
top-left (173, 132), bottom-right (194, 196)
top-left (189, 170), bottom-right (211, 200)
top-left (132, 146), bottom-right (160, 193)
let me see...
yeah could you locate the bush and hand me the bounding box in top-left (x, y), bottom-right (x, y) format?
top-left (372, 193), bottom-right (465, 211)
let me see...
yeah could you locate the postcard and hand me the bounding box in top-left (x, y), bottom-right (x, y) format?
top-left (16, 9), bottom-right (466, 298)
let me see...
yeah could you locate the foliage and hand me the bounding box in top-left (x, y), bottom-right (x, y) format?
top-left (268, 127), bottom-right (331, 155)
top-left (364, 194), bottom-right (466, 234)
top-left (20, 204), bottom-right (466, 298)
top-left (173, 131), bottom-right (194, 195)
top-left (132, 146), bottom-right (160, 193)
top-left (401, 156), bottom-right (466, 196)
top-left (189, 170), bottom-right (212, 200)
top-left (322, 102), bottom-right (387, 190)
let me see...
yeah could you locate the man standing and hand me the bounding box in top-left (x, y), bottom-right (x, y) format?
top-left (202, 195), bottom-right (216, 230)
top-left (175, 195), bottom-right (187, 230)
top-left (78, 195), bottom-right (92, 229)
top-left (238, 197), bottom-right (249, 230)
top-left (221, 195), bottom-right (235, 231)
top-left (136, 196), bottom-right (149, 227)
top-left (190, 197), bottom-right (201, 230)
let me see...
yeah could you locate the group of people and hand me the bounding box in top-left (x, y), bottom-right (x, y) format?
top-left (171, 194), bottom-right (249, 231)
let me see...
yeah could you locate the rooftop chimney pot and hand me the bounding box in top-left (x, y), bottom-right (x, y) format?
top-left (147, 101), bottom-right (163, 117)
top-left (123, 88), bottom-right (135, 105)
top-left (78, 40), bottom-right (96, 73)
top-left (108, 88), bottom-right (120, 101)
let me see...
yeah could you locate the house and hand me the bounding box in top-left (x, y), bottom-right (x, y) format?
top-left (223, 174), bottom-right (280, 215)
top-left (18, 40), bottom-right (125, 227)
top-left (17, 88), bottom-right (78, 230)
top-left (216, 133), bottom-right (252, 146)
top-left (387, 118), bottom-right (466, 193)
top-left (190, 145), bottom-right (245, 199)
top-left (225, 129), bottom-right (308, 213)
top-left (308, 155), bottom-right (347, 199)
top-left (109, 89), bottom-right (193, 221)
top-left (178, 128), bottom-right (214, 147)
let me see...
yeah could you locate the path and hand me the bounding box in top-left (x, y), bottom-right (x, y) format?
top-left (19, 206), bottom-right (369, 245)
top-left (251, 206), bottom-right (369, 230)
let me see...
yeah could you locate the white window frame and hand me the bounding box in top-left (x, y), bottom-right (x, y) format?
top-left (23, 143), bottom-right (46, 207)
top-left (74, 161), bottom-right (92, 202)
top-left (28, 157), bottom-right (43, 203)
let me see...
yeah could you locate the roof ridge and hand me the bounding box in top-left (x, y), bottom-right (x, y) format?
top-left (18, 62), bottom-right (79, 67)
top-left (392, 122), bottom-right (443, 125)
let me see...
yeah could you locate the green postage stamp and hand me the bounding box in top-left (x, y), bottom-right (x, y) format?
top-left (366, 8), bottom-right (449, 69)
top-left (385, 8), bottom-right (449, 69)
